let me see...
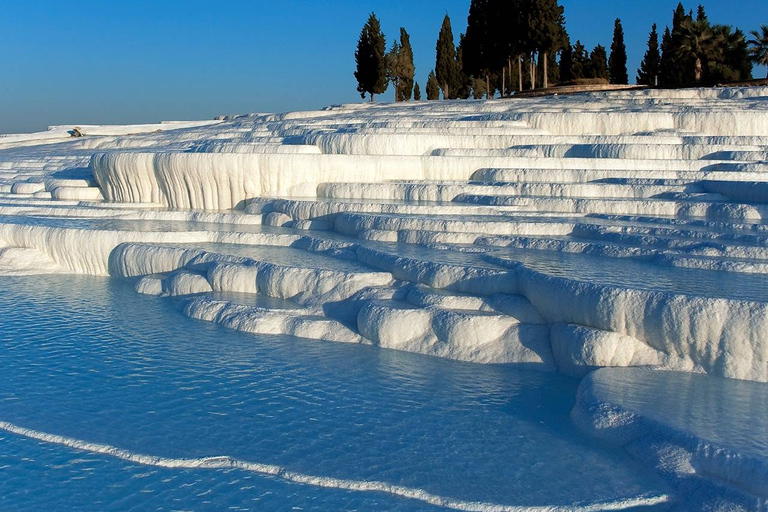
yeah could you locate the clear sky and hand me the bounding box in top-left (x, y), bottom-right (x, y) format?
top-left (0, 0), bottom-right (765, 133)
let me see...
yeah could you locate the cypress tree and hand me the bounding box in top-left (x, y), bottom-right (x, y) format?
top-left (426, 71), bottom-right (440, 100)
top-left (637, 24), bottom-right (661, 85)
top-left (559, 41), bottom-right (574, 82)
top-left (463, 0), bottom-right (495, 98)
top-left (659, 26), bottom-right (675, 85)
top-left (609, 18), bottom-right (628, 84)
top-left (354, 13), bottom-right (388, 102)
top-left (456, 34), bottom-right (473, 99)
top-left (472, 77), bottom-right (487, 99)
top-left (669, 3), bottom-right (693, 85)
top-left (571, 40), bottom-right (588, 79)
top-left (413, 82), bottom-right (422, 101)
top-left (398, 28), bottom-right (416, 101)
top-left (386, 40), bottom-right (402, 100)
top-left (435, 14), bottom-right (461, 99)
top-left (696, 4), bottom-right (708, 25)
top-left (387, 28), bottom-right (416, 101)
top-left (589, 45), bottom-right (609, 79)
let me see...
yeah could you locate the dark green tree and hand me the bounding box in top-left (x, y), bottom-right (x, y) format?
top-left (708, 26), bottom-right (752, 82)
top-left (354, 13), bottom-right (388, 102)
top-left (456, 34), bottom-right (473, 99)
top-left (637, 24), bottom-right (661, 85)
top-left (525, 0), bottom-right (567, 88)
top-left (609, 18), bottom-right (628, 84)
top-left (589, 45), bottom-right (609, 79)
top-left (426, 71), bottom-right (440, 100)
top-left (472, 76), bottom-right (487, 99)
top-left (387, 28), bottom-right (416, 101)
top-left (696, 4), bottom-right (707, 24)
top-left (413, 81), bottom-right (422, 100)
top-left (570, 40), bottom-right (588, 79)
top-left (559, 41), bottom-right (574, 82)
top-left (748, 25), bottom-right (768, 77)
top-left (398, 28), bottom-right (416, 100)
top-left (435, 14), bottom-right (461, 99)
top-left (462, 0), bottom-right (494, 98)
top-left (676, 18), bottom-right (719, 82)
top-left (668, 3), bottom-right (694, 85)
top-left (659, 26), bottom-right (676, 85)
top-left (385, 40), bottom-right (402, 99)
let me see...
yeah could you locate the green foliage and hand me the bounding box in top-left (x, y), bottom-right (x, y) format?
top-left (387, 28), bottom-right (416, 101)
top-left (559, 42), bottom-right (574, 82)
top-left (659, 26), bottom-right (677, 85)
top-left (748, 25), bottom-right (768, 77)
top-left (462, 0), bottom-right (493, 78)
top-left (426, 71), bottom-right (441, 100)
top-left (456, 34), bottom-right (473, 99)
top-left (609, 18), bottom-right (628, 84)
top-left (637, 24), bottom-right (661, 86)
top-left (666, 3), bottom-right (694, 85)
top-left (462, 0), bottom-right (566, 91)
top-left (707, 26), bottom-right (752, 82)
top-left (524, 0), bottom-right (567, 53)
top-left (570, 40), bottom-right (588, 79)
top-left (413, 81), bottom-right (422, 101)
top-left (354, 13), bottom-right (388, 101)
top-left (472, 76), bottom-right (487, 99)
top-left (435, 14), bottom-right (461, 99)
top-left (588, 45), bottom-right (609, 80)
top-left (676, 18), bottom-right (720, 82)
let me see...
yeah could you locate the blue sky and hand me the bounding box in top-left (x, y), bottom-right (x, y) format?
top-left (0, 0), bottom-right (765, 133)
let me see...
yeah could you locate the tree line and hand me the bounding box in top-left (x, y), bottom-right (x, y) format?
top-left (354, 1), bottom-right (768, 101)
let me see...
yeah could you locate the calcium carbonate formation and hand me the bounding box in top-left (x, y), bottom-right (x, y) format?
top-left (4, 87), bottom-right (768, 510)
top-left (1, 87), bottom-right (767, 384)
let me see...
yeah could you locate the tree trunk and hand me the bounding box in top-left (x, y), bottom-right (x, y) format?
top-left (486, 74), bottom-right (490, 100)
top-left (543, 51), bottom-right (549, 89)
top-left (694, 58), bottom-right (702, 82)
top-left (502, 67), bottom-right (506, 97)
top-left (509, 58), bottom-right (513, 92)
top-left (518, 56), bottom-right (523, 91)
top-left (371, 93), bottom-right (375, 103)
top-left (444, 83), bottom-right (449, 100)
top-left (530, 53), bottom-right (536, 90)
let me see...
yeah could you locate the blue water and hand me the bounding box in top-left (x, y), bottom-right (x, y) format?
top-left (0, 275), bottom-right (670, 511)
top-left (588, 368), bottom-right (768, 460)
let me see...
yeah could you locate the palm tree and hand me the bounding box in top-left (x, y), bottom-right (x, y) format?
top-left (676, 19), bottom-right (721, 83)
top-left (748, 25), bottom-right (768, 78)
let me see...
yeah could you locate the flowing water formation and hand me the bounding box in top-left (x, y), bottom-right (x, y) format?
top-left (1, 88), bottom-right (767, 510)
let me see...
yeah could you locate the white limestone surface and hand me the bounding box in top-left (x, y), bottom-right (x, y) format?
top-left (0, 87), bottom-right (767, 380)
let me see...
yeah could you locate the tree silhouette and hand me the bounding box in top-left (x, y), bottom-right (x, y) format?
top-left (609, 18), bottom-right (628, 84)
top-left (589, 45), bottom-right (609, 80)
top-left (436, 14), bottom-right (461, 99)
top-left (637, 24), bottom-right (660, 86)
top-left (387, 28), bottom-right (416, 101)
top-left (354, 13), bottom-right (388, 102)
top-left (426, 71), bottom-right (440, 100)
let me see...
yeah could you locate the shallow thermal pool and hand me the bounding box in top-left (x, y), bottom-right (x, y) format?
top-left (0, 275), bottom-right (672, 511)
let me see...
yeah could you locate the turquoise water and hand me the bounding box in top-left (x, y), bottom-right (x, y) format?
top-left (0, 276), bottom-right (670, 511)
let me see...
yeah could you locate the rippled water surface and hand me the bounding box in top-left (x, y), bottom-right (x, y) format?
top-left (0, 275), bottom-right (670, 511)
top-left (589, 368), bottom-right (768, 459)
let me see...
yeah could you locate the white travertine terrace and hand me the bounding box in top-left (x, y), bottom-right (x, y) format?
top-left (0, 87), bottom-right (767, 383)
top-left (3, 86), bottom-right (768, 509)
